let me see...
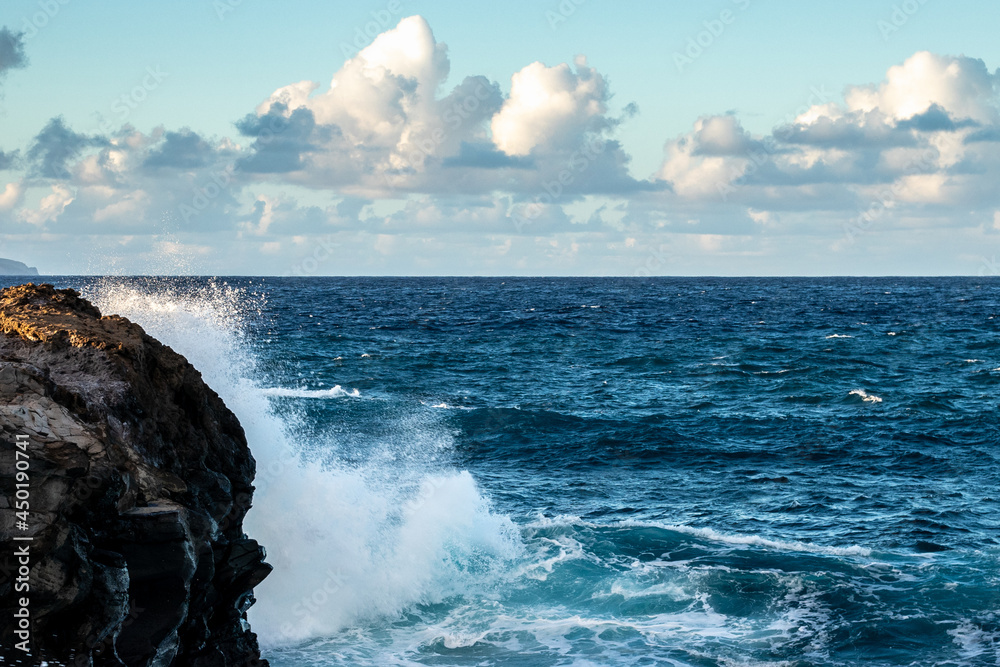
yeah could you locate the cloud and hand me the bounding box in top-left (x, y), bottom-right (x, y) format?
top-left (0, 181), bottom-right (22, 210)
top-left (27, 117), bottom-right (108, 179)
top-left (236, 105), bottom-right (331, 174)
top-left (3, 10), bottom-right (998, 276)
top-left (17, 184), bottom-right (75, 225)
top-left (143, 130), bottom-right (216, 169)
top-left (442, 142), bottom-right (534, 169)
top-left (0, 28), bottom-right (28, 80)
top-left (843, 51), bottom-right (999, 124)
top-left (491, 56), bottom-right (611, 157)
top-left (657, 115), bottom-right (757, 198)
top-left (0, 149), bottom-right (20, 171)
top-left (255, 15), bottom-right (450, 151)
top-left (655, 50), bottom-right (1000, 223)
top-left (244, 16), bottom-right (638, 197)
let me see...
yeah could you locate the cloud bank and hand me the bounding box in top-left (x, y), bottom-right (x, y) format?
top-left (1, 15), bottom-right (999, 275)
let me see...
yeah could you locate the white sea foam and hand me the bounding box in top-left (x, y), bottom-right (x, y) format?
top-left (628, 522), bottom-right (873, 558)
top-left (86, 279), bottom-right (523, 644)
top-left (849, 389), bottom-right (883, 404)
top-left (525, 515), bottom-right (872, 558)
top-left (949, 620), bottom-right (1000, 662)
top-left (262, 386), bottom-right (360, 399)
top-left (825, 334), bottom-right (853, 339)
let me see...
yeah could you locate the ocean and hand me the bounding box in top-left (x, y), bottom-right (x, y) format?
top-left (25, 276), bottom-right (1000, 666)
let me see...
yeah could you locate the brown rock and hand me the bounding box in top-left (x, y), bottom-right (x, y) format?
top-left (0, 284), bottom-right (270, 666)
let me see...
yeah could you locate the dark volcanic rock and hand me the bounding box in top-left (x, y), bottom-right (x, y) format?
top-left (0, 284), bottom-right (270, 666)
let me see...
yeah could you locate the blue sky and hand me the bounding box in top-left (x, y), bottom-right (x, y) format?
top-left (1, 0), bottom-right (999, 275)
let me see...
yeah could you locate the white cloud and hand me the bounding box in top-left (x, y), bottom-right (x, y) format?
top-left (0, 182), bottom-right (23, 210)
top-left (17, 185), bottom-right (75, 225)
top-left (656, 115), bottom-right (753, 198)
top-left (4, 27), bottom-right (1000, 277)
top-left (93, 189), bottom-right (150, 223)
top-left (492, 56), bottom-right (609, 156)
top-left (843, 51), bottom-right (999, 123)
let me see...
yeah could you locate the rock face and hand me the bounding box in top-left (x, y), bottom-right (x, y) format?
top-left (0, 284), bottom-right (270, 666)
top-left (0, 259), bottom-right (39, 276)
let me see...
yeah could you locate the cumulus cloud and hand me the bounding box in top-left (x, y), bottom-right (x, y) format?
top-left (492, 56), bottom-right (611, 156)
top-left (244, 16), bottom-right (639, 197)
top-left (27, 117), bottom-right (109, 179)
top-left (655, 51), bottom-right (1000, 224)
top-left (143, 130), bottom-right (216, 169)
top-left (250, 15), bottom-right (460, 187)
top-left (843, 51), bottom-right (998, 123)
top-left (3, 10), bottom-right (999, 273)
top-left (657, 115), bottom-right (758, 198)
top-left (236, 105), bottom-right (332, 175)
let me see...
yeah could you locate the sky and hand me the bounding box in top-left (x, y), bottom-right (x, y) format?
top-left (1, 0), bottom-right (999, 276)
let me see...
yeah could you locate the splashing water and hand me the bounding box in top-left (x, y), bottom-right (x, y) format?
top-left (84, 278), bottom-right (523, 643)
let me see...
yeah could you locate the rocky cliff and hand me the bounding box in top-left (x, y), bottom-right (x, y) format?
top-left (0, 284), bottom-right (271, 666)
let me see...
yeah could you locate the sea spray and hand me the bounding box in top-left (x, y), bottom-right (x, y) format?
top-left (85, 278), bottom-right (523, 643)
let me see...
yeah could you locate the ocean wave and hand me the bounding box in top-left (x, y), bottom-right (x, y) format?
top-left (826, 334), bottom-right (854, 339)
top-left (423, 401), bottom-right (473, 410)
top-left (525, 515), bottom-right (872, 558)
top-left (84, 279), bottom-right (524, 646)
top-left (626, 522), bottom-right (873, 558)
top-left (849, 389), bottom-right (883, 403)
top-left (262, 386), bottom-right (361, 399)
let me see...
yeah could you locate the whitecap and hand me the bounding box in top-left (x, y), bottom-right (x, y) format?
top-left (624, 522), bottom-right (873, 558)
top-left (849, 389), bottom-right (883, 404)
top-left (263, 386), bottom-right (361, 399)
top-left (825, 334), bottom-right (853, 339)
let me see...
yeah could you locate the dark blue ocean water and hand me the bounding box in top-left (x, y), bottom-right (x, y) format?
top-left (29, 277), bottom-right (1000, 665)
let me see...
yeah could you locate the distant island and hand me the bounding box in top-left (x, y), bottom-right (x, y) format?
top-left (0, 258), bottom-right (39, 275)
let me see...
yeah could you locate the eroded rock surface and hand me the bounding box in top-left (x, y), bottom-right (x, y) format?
top-left (0, 284), bottom-right (270, 666)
